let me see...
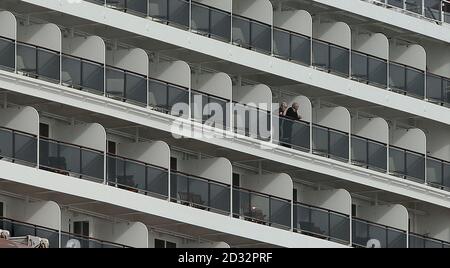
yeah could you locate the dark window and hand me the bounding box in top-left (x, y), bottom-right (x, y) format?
top-left (107, 141), bottom-right (116, 154)
top-left (232, 173), bottom-right (240, 187)
top-left (293, 188), bottom-right (298, 202)
top-left (0, 202), bottom-right (3, 217)
top-left (154, 238), bottom-right (176, 248)
top-left (39, 123), bottom-right (49, 138)
top-left (351, 204), bottom-right (357, 217)
top-left (73, 221), bottom-right (89, 237)
top-left (170, 157), bottom-right (178, 171)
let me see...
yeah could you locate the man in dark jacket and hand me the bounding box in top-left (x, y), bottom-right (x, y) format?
top-left (282, 103), bottom-right (302, 148)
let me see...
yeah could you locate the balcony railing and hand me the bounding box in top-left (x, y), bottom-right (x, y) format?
top-left (16, 42), bottom-right (60, 83)
top-left (170, 171), bottom-right (231, 215)
top-left (313, 124), bottom-right (349, 162)
top-left (232, 187), bottom-right (291, 230)
top-left (352, 218), bottom-right (407, 248)
top-left (426, 72), bottom-right (450, 106)
top-left (232, 15), bottom-right (272, 55)
top-left (148, 77), bottom-right (189, 116)
top-left (233, 102), bottom-right (271, 141)
top-left (60, 231), bottom-right (129, 248)
top-left (0, 127), bottom-right (37, 166)
top-left (409, 232), bottom-right (450, 248)
top-left (364, 0), bottom-right (449, 23)
top-left (62, 54), bottom-right (105, 95)
top-left (351, 50), bottom-right (388, 88)
top-left (191, 89), bottom-right (230, 130)
top-left (149, 0), bottom-right (190, 28)
top-left (0, 36), bottom-right (15, 72)
top-left (389, 61), bottom-right (425, 98)
top-left (389, 145), bottom-right (425, 183)
top-left (313, 39), bottom-right (350, 77)
top-left (351, 135), bottom-right (387, 172)
top-left (273, 27), bottom-right (311, 66)
top-left (427, 156), bottom-right (450, 190)
top-left (39, 137), bottom-right (104, 183)
top-left (274, 116), bottom-right (310, 151)
top-left (106, 66), bottom-right (147, 106)
top-left (294, 202), bottom-right (350, 244)
top-left (191, 1), bottom-right (231, 42)
top-left (107, 154), bottom-right (169, 198)
top-left (77, 2), bottom-right (450, 112)
top-left (0, 216), bottom-right (59, 248)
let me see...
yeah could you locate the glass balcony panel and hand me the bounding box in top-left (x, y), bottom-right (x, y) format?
top-left (351, 52), bottom-right (368, 82)
top-left (170, 173), bottom-right (188, 201)
top-left (250, 193), bottom-right (270, 223)
top-left (39, 139), bottom-right (59, 170)
top-left (427, 158), bottom-right (443, 186)
top-left (387, 228), bottom-right (407, 248)
top-left (405, 0), bottom-right (422, 14)
top-left (425, 0), bottom-right (442, 21)
top-left (123, 160), bottom-right (146, 190)
top-left (367, 223), bottom-right (387, 248)
top-left (191, 92), bottom-right (209, 123)
top-left (0, 129), bottom-right (13, 158)
top-left (149, 80), bottom-right (169, 112)
top-left (405, 151), bottom-right (425, 182)
top-left (11, 222), bottom-right (36, 237)
top-left (146, 166), bottom-right (168, 197)
top-left (387, 0), bottom-right (404, 8)
top-left (37, 48), bottom-right (60, 81)
top-left (278, 117), bottom-right (310, 150)
top-left (232, 17), bottom-right (251, 48)
top-left (125, 73), bottom-right (147, 105)
top-left (309, 208), bottom-right (330, 238)
top-left (62, 56), bottom-right (82, 87)
top-left (273, 29), bottom-right (290, 59)
top-left (59, 144), bottom-right (81, 175)
top-left (187, 177), bottom-right (209, 208)
top-left (329, 45), bottom-right (349, 76)
top-left (14, 132), bottom-right (37, 165)
top-left (329, 130), bottom-right (349, 161)
top-left (82, 61), bottom-right (104, 94)
top-left (424, 238), bottom-right (443, 248)
top-left (312, 125), bottom-right (329, 156)
top-left (270, 198), bottom-right (291, 228)
top-left (368, 56), bottom-right (387, 87)
top-left (312, 40), bottom-right (329, 70)
top-left (191, 3), bottom-right (209, 34)
top-left (444, 79), bottom-right (450, 105)
top-left (232, 188), bottom-right (249, 217)
top-left (351, 136), bottom-right (367, 166)
top-left (125, 0), bottom-right (148, 15)
top-left (86, 0), bottom-right (104, 5)
top-left (389, 63), bottom-right (406, 91)
top-left (406, 67), bottom-right (425, 98)
top-left (409, 234), bottom-right (425, 248)
top-left (389, 147), bottom-right (405, 176)
top-left (17, 44), bottom-right (37, 76)
top-left (209, 183), bottom-right (230, 213)
top-left (210, 8), bottom-right (231, 41)
top-left (35, 227), bottom-right (59, 248)
top-left (106, 68), bottom-right (125, 99)
top-left (168, 0), bottom-right (189, 27)
top-left (368, 141), bottom-right (387, 171)
top-left (149, 0), bottom-right (168, 20)
top-left (352, 220), bottom-right (369, 247)
top-left (330, 213), bottom-right (350, 243)
top-left (168, 85), bottom-right (189, 117)
top-left (426, 73), bottom-right (443, 102)
top-left (291, 34), bottom-right (311, 65)
top-left (61, 233), bottom-right (89, 248)
top-left (250, 21), bottom-right (271, 54)
top-left (443, 162), bottom-right (450, 188)
top-left (81, 149), bottom-right (103, 181)
top-left (0, 38), bottom-right (15, 71)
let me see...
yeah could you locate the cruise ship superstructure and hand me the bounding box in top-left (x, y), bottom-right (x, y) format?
top-left (0, 0), bottom-right (449, 248)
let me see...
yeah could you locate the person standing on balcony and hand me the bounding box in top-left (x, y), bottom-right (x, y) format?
top-left (282, 102), bottom-right (302, 148)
